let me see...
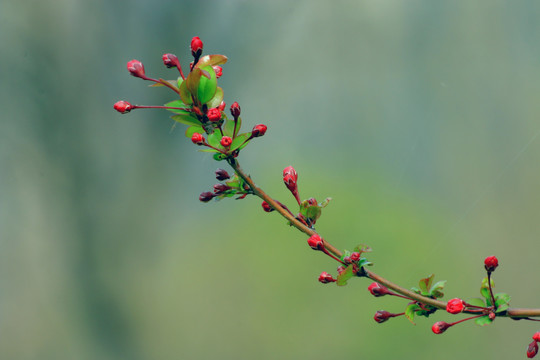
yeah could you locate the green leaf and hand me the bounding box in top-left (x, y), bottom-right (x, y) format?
top-left (475, 315), bottom-right (493, 326)
top-left (171, 114), bottom-right (200, 126)
top-left (213, 153), bottom-right (226, 161)
top-left (206, 87), bottom-right (224, 108)
top-left (418, 274), bottom-right (434, 295)
top-left (480, 277), bottom-right (495, 303)
top-left (495, 293), bottom-right (511, 313)
top-left (466, 297), bottom-right (486, 307)
top-left (429, 280), bottom-right (447, 299)
top-left (410, 287), bottom-right (421, 295)
top-left (405, 303), bottom-right (420, 325)
top-left (357, 258), bottom-right (372, 267)
top-left (353, 244), bottom-right (372, 255)
top-left (234, 117), bottom-right (242, 137)
top-left (195, 54), bottom-right (228, 69)
top-left (198, 149), bottom-right (219, 153)
top-left (179, 80), bottom-right (192, 105)
top-left (223, 118), bottom-right (236, 137)
top-left (230, 133), bottom-right (251, 151)
top-left (164, 99), bottom-right (189, 114)
top-left (207, 132), bottom-right (223, 148)
top-left (336, 264), bottom-right (354, 286)
top-left (185, 125), bottom-right (204, 139)
top-left (196, 66), bottom-right (217, 105)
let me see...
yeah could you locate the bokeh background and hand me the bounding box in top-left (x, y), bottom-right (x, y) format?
top-left (2, 1), bottom-right (540, 359)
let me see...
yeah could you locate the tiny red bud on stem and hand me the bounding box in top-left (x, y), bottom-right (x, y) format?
top-left (207, 108), bottom-right (221, 122)
top-left (318, 272), bottom-right (336, 284)
top-left (199, 191), bottom-right (214, 203)
top-left (484, 255), bottom-right (499, 273)
top-left (191, 133), bottom-right (205, 145)
top-left (127, 59), bottom-right (146, 79)
top-left (251, 124), bottom-right (267, 138)
top-left (230, 101), bottom-right (241, 119)
top-left (307, 234), bottom-right (323, 250)
top-left (213, 65), bottom-right (222, 78)
top-left (533, 332), bottom-right (540, 343)
top-left (367, 282), bottom-right (390, 297)
top-left (191, 36), bottom-right (203, 58)
top-left (215, 169), bottom-right (230, 181)
top-left (261, 201), bottom-right (274, 213)
top-left (220, 136), bottom-right (233, 148)
top-left (432, 321), bottom-right (452, 334)
top-left (114, 100), bottom-right (133, 114)
top-left (446, 298), bottom-right (465, 314)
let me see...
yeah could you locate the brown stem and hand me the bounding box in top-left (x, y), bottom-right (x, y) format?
top-left (226, 157), bottom-right (540, 318)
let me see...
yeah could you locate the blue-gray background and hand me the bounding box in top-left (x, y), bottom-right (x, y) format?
top-left (2, 1), bottom-right (540, 359)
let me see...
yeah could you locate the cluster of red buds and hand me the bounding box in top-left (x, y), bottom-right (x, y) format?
top-left (114, 36), bottom-right (268, 165)
top-left (199, 168), bottom-right (253, 202)
top-left (364, 256), bottom-right (511, 338)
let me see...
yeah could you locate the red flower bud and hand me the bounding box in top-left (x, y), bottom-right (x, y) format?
top-left (213, 183), bottom-right (231, 194)
top-left (162, 53), bottom-right (180, 68)
top-left (207, 108), bottom-right (221, 122)
top-left (368, 282), bottom-right (390, 297)
top-left (533, 332), bottom-right (540, 342)
top-left (432, 321), bottom-right (451, 334)
top-left (199, 191), bottom-right (214, 202)
top-left (191, 36), bottom-right (203, 57)
top-left (283, 166), bottom-right (298, 193)
top-left (230, 101), bottom-right (241, 118)
top-left (215, 168), bottom-right (230, 181)
top-left (343, 256), bottom-right (352, 264)
top-left (114, 100), bottom-right (133, 114)
top-left (191, 133), bottom-right (204, 145)
top-left (336, 265), bottom-right (346, 274)
top-left (218, 101), bottom-right (226, 112)
top-left (446, 298), bottom-right (464, 314)
top-left (374, 310), bottom-right (393, 323)
top-left (307, 234), bottom-right (323, 250)
top-left (127, 59), bottom-right (146, 79)
top-left (350, 252), bottom-right (361, 262)
top-left (484, 255), bottom-right (499, 272)
top-left (261, 201), bottom-right (274, 213)
top-left (528, 340), bottom-right (539, 358)
top-left (220, 136), bottom-right (233, 147)
top-left (251, 124), bottom-right (267, 138)
top-left (213, 65), bottom-right (223, 78)
top-left (318, 272), bottom-right (336, 284)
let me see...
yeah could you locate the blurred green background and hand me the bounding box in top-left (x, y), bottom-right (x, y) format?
top-left (2, 1), bottom-right (540, 359)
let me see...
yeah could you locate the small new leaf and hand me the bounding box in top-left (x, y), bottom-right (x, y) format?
top-left (429, 280), bottom-right (447, 299)
top-left (494, 293), bottom-right (511, 313)
top-left (405, 303), bottom-right (421, 325)
top-left (475, 315), bottom-right (493, 326)
top-left (418, 274), bottom-right (435, 295)
top-left (336, 264), bottom-right (354, 286)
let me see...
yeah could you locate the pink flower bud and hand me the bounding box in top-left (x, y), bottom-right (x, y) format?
top-left (191, 36), bottom-right (203, 57)
top-left (528, 340), bottom-right (539, 358)
top-left (207, 108), bottom-right (221, 122)
top-left (215, 168), bottom-right (230, 181)
top-left (484, 255), bottom-right (499, 272)
top-left (432, 321), bottom-right (451, 334)
top-left (307, 234), bottom-right (323, 250)
top-left (213, 65), bottom-right (222, 78)
top-left (533, 332), bottom-right (540, 342)
top-left (199, 191), bottom-right (214, 202)
top-left (261, 201), bottom-right (274, 213)
top-left (367, 282), bottom-right (390, 297)
top-left (373, 310), bottom-right (393, 323)
top-left (318, 272), bottom-right (336, 284)
top-left (336, 265), bottom-right (346, 275)
top-left (230, 101), bottom-right (241, 118)
top-left (220, 136), bottom-right (232, 147)
top-left (113, 100), bottom-right (133, 114)
top-left (446, 298), bottom-right (464, 314)
top-left (162, 53), bottom-right (180, 68)
top-left (350, 252), bottom-right (361, 262)
top-left (191, 133), bottom-right (204, 145)
top-left (251, 124), bottom-right (267, 138)
top-left (127, 59), bottom-right (146, 79)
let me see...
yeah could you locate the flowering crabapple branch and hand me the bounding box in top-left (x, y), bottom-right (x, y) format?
top-left (114, 36), bottom-right (540, 358)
